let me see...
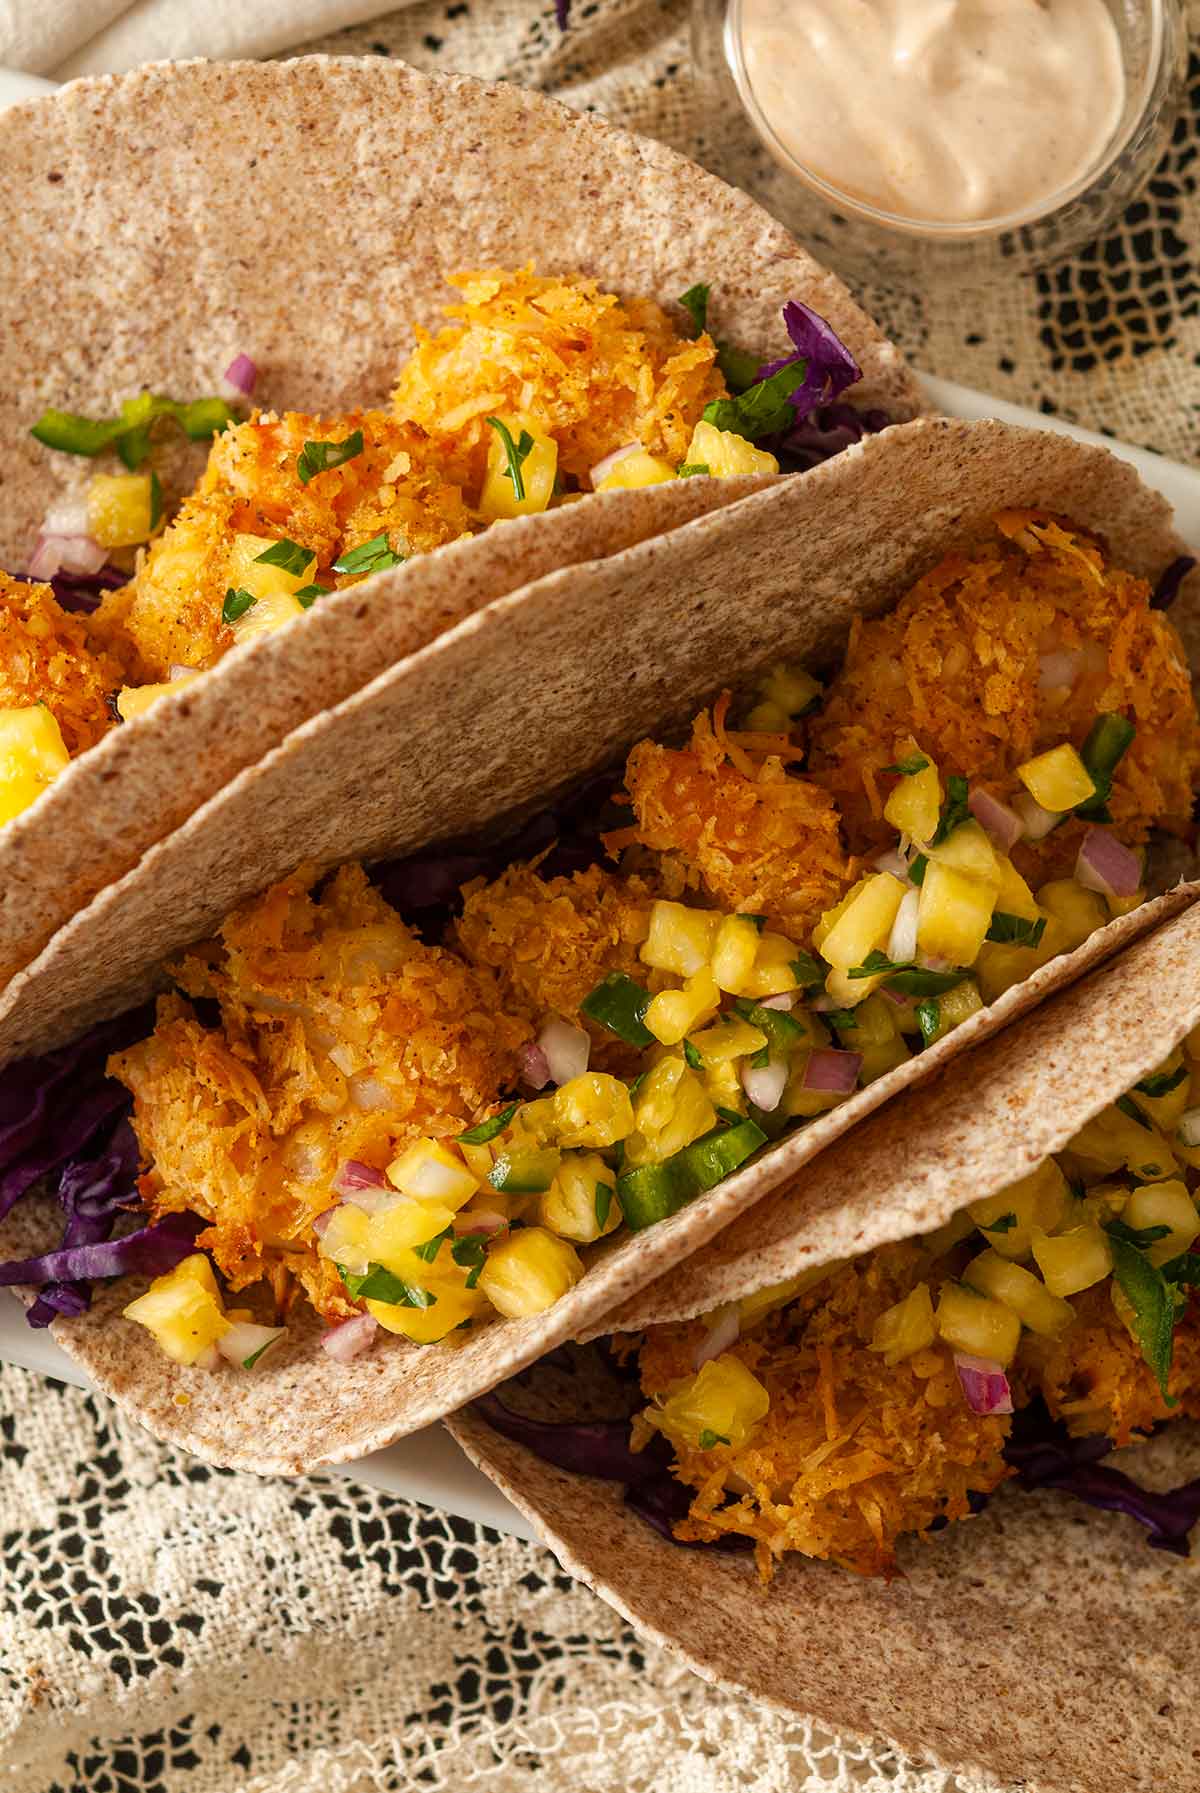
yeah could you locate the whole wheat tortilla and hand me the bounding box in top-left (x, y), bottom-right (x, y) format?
top-left (1, 418), bottom-right (1198, 1475)
top-left (0, 53), bottom-right (922, 985)
top-left (448, 1360), bottom-right (1200, 1793)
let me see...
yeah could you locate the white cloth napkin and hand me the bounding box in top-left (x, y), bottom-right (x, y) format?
top-left (0, 0), bottom-right (406, 80)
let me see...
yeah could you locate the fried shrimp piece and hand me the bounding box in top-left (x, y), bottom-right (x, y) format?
top-left (638, 1242), bottom-right (1011, 1580)
top-left (810, 514), bottom-right (1200, 873)
top-left (0, 572), bottom-right (125, 756)
top-left (455, 862), bottom-right (657, 1066)
top-left (623, 696), bottom-right (851, 942)
top-left (96, 408), bottom-right (473, 679)
top-left (111, 864), bottom-right (529, 1316)
top-left (1018, 1284), bottom-right (1200, 1448)
top-left (391, 267), bottom-right (725, 498)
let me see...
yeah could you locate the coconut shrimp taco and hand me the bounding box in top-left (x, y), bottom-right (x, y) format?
top-left (448, 907), bottom-right (1200, 1793)
top-left (0, 55), bottom-right (918, 987)
top-left (0, 416), bottom-right (1197, 1474)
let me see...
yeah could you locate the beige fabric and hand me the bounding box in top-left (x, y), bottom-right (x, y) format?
top-left (6, 5), bottom-right (1200, 1791)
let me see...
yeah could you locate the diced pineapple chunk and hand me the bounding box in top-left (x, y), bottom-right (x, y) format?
top-left (367, 1276), bottom-right (486, 1342)
top-left (123, 1253), bottom-right (229, 1365)
top-left (710, 914), bottom-right (763, 994)
top-left (232, 589), bottom-right (307, 645)
top-left (684, 419), bottom-right (780, 479)
top-left (870, 1281), bottom-right (936, 1365)
top-left (759, 663), bottom-right (821, 720)
top-left (625, 1056), bottom-right (717, 1165)
top-left (479, 415), bottom-right (558, 519)
top-left (916, 862), bottom-right (996, 965)
top-left (963, 1249), bottom-right (1075, 1336)
top-left (691, 1016), bottom-right (769, 1064)
top-left (883, 754), bottom-right (940, 843)
top-left (226, 531), bottom-right (317, 599)
top-left (1031, 1222), bottom-right (1113, 1296)
top-left (1123, 1179), bottom-right (1200, 1267)
top-left (920, 1207), bottom-right (977, 1256)
top-left (974, 911), bottom-right (1067, 1002)
top-left (920, 978), bottom-right (983, 1044)
top-left (819, 872), bottom-right (906, 972)
top-left (595, 448), bottom-right (676, 490)
top-left (991, 856), bottom-right (1040, 920)
top-left (87, 471), bottom-right (160, 547)
top-left (387, 1139), bottom-right (479, 1210)
top-left (736, 1265), bottom-right (838, 1328)
top-left (0, 705), bottom-right (70, 825)
top-left (1068, 1104), bottom-right (1178, 1182)
top-left (317, 1202), bottom-right (372, 1272)
top-left (1036, 879), bottom-right (1108, 950)
top-left (552, 1073), bottom-right (636, 1148)
top-left (742, 930), bottom-right (806, 998)
top-left (476, 1226), bottom-right (584, 1317)
top-left (969, 1157), bottom-right (1070, 1258)
top-left (368, 1199), bottom-right (457, 1263)
top-left (644, 967), bottom-right (720, 1046)
top-left (116, 674), bottom-right (200, 722)
top-left (859, 1031), bottom-right (911, 1082)
top-left (935, 1281), bottom-right (1022, 1365)
top-left (459, 1140), bottom-right (495, 1183)
top-left (650, 1352), bottom-right (770, 1451)
top-left (1130, 1051), bottom-right (1192, 1130)
top-left (923, 819), bottom-right (999, 882)
top-left (1016, 742), bottom-right (1095, 812)
top-left (823, 964), bottom-right (884, 1007)
top-left (539, 1151), bottom-right (621, 1243)
top-left (641, 901), bottom-right (720, 977)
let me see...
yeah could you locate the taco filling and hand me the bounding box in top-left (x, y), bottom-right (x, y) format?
top-left (1, 512), bottom-right (1197, 1367)
top-left (1, 273), bottom-right (868, 828)
top-left (627, 1040), bottom-right (1200, 1578)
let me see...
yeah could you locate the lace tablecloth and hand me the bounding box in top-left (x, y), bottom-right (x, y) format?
top-left (3, 5), bottom-right (1199, 1789)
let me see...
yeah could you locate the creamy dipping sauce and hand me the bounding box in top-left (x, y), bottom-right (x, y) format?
top-left (737, 0), bottom-right (1127, 225)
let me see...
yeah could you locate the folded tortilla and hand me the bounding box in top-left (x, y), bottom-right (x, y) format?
top-left (1, 416), bottom-right (1197, 1478)
top-left (0, 53), bottom-right (920, 985)
top-left (447, 905), bottom-right (1200, 1793)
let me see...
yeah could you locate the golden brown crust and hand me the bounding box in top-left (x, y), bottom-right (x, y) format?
top-left (0, 572), bottom-right (123, 757)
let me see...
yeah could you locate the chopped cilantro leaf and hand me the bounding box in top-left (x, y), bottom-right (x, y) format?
top-left (332, 533), bottom-right (404, 577)
top-left (242, 1336), bottom-right (279, 1369)
top-left (1115, 1093), bottom-right (1153, 1131)
top-left (1136, 1064), bottom-right (1188, 1099)
top-left (741, 914), bottom-right (767, 932)
top-left (979, 1212), bottom-right (1017, 1234)
top-left (458, 1102), bottom-right (520, 1145)
top-left (297, 429), bottom-right (364, 484)
top-left (486, 416), bottom-right (534, 502)
top-left (930, 775), bottom-right (970, 846)
top-left (884, 753), bottom-right (929, 776)
top-left (915, 999), bottom-right (941, 1045)
top-left (222, 587), bottom-right (256, 624)
top-left (1103, 1226), bottom-right (1182, 1403)
top-left (748, 1045), bottom-right (771, 1070)
top-left (595, 1183), bottom-right (614, 1229)
top-left (677, 462), bottom-right (710, 478)
top-left (450, 1233), bottom-right (490, 1289)
top-left (253, 537), bottom-right (314, 578)
top-left (986, 912), bottom-right (1047, 949)
top-left (683, 1039), bottom-right (704, 1071)
top-left (1106, 1219), bottom-right (1172, 1249)
top-left (336, 1262), bottom-right (437, 1307)
top-left (788, 952), bottom-right (824, 989)
top-left (413, 1227), bottom-right (452, 1264)
top-left (294, 583), bottom-right (330, 609)
top-left (698, 1428), bottom-right (731, 1450)
top-left (825, 1008), bottom-right (858, 1034)
top-left (1077, 713), bottom-right (1136, 817)
top-left (715, 342), bottom-right (761, 393)
top-left (908, 853), bottom-right (928, 886)
top-left (678, 282), bottom-right (710, 338)
top-left (702, 357), bottom-right (811, 442)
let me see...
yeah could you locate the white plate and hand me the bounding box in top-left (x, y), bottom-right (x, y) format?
top-left (3, 371), bottom-right (1199, 1534)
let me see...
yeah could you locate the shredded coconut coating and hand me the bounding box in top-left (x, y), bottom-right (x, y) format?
top-left (390, 266), bottom-right (725, 497)
top-left (96, 408), bottom-right (473, 680)
top-left (624, 696), bottom-right (851, 942)
top-left (455, 861), bottom-right (658, 1068)
top-left (111, 864), bottom-right (528, 1315)
top-left (640, 1237), bottom-right (1200, 1580)
top-left (0, 572), bottom-right (125, 756)
top-left (809, 514), bottom-right (1200, 876)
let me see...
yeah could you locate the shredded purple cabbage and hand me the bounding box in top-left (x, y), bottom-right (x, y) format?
top-left (1004, 1400), bottom-right (1200, 1556)
top-left (12, 564), bottom-right (126, 615)
top-left (777, 403), bottom-right (892, 473)
top-left (757, 301), bottom-right (862, 421)
top-left (1150, 555), bottom-right (1196, 612)
top-left (0, 1005), bottom-right (200, 1327)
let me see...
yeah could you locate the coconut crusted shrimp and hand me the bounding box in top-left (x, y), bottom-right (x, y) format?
top-left (622, 695), bottom-right (851, 944)
top-left (0, 572), bottom-right (126, 758)
top-left (809, 514), bottom-right (1200, 880)
top-left (96, 408), bottom-right (473, 679)
top-left (112, 864), bottom-right (529, 1317)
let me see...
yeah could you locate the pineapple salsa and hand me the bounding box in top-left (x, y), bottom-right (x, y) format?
top-left (633, 1033), bottom-right (1200, 1579)
top-left (0, 271), bottom-right (854, 828)
top-left (114, 512), bottom-right (1200, 1371)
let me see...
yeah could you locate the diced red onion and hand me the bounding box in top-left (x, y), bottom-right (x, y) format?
top-left (320, 1314), bottom-right (378, 1362)
top-left (886, 887), bottom-right (920, 964)
top-left (1015, 791), bottom-right (1062, 842)
top-left (1177, 1107), bottom-right (1200, 1149)
top-left (810, 994), bottom-right (838, 1013)
top-left (537, 1015), bottom-right (591, 1085)
top-left (453, 1208), bottom-right (508, 1237)
top-left (1074, 826), bottom-right (1140, 900)
top-left (220, 352), bottom-right (258, 401)
top-left (28, 531), bottom-right (107, 578)
top-left (193, 1343), bottom-right (222, 1372)
top-left (217, 1321), bottom-right (285, 1369)
top-left (880, 985), bottom-right (914, 1011)
top-left (1038, 649), bottom-right (1081, 692)
top-left (916, 951), bottom-right (951, 973)
top-left (802, 1048), bottom-right (862, 1093)
top-left (872, 848), bottom-right (909, 879)
top-left (968, 787), bottom-right (1023, 853)
top-left (334, 1160), bottom-right (388, 1195)
top-left (953, 1351), bottom-right (1013, 1416)
top-left (758, 992), bottom-right (796, 1011)
top-left (589, 440), bottom-right (643, 487)
top-left (519, 1040), bottom-right (552, 1089)
top-left (741, 1054), bottom-right (788, 1112)
top-left (42, 499), bottom-right (91, 537)
top-left (312, 1207), bottom-right (338, 1238)
top-left (692, 1304), bottom-right (741, 1370)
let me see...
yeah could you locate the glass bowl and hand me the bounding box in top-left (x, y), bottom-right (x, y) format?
top-left (691, 0), bottom-right (1188, 282)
